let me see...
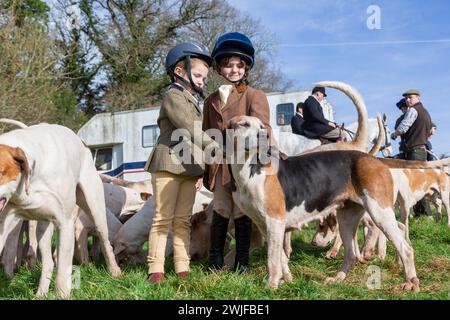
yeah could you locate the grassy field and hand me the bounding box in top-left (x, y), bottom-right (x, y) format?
top-left (0, 216), bottom-right (448, 300)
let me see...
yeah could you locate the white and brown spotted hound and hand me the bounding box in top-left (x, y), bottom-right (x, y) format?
top-left (227, 115), bottom-right (450, 291)
top-left (312, 165), bottom-right (449, 260)
top-left (0, 120), bottom-right (121, 297)
top-left (386, 162), bottom-right (449, 229)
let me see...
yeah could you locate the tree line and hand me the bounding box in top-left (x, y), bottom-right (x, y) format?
top-left (0, 0), bottom-right (292, 132)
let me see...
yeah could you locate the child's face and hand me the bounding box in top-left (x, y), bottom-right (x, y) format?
top-left (220, 56), bottom-right (246, 82)
top-left (174, 61), bottom-right (209, 93)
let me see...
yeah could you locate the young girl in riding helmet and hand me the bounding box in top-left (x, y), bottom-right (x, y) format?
top-left (144, 43), bottom-right (218, 283)
top-left (202, 32), bottom-right (273, 273)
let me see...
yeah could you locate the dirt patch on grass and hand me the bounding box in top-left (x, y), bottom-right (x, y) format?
top-left (422, 256), bottom-right (450, 272)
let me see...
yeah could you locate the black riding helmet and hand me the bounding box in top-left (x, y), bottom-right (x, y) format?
top-left (396, 98), bottom-right (407, 109)
top-left (165, 43), bottom-right (212, 97)
top-left (211, 32), bottom-right (255, 71)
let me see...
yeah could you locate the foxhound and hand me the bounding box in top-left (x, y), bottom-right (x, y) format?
top-left (227, 115), bottom-right (450, 291)
top-left (314, 167), bottom-right (449, 261)
top-left (0, 121), bottom-right (121, 297)
top-left (387, 164), bottom-right (449, 231)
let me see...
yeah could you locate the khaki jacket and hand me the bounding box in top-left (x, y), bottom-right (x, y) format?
top-left (202, 84), bottom-right (272, 190)
top-left (145, 85), bottom-right (216, 177)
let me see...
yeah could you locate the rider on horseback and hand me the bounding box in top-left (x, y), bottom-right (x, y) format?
top-left (300, 86), bottom-right (345, 144)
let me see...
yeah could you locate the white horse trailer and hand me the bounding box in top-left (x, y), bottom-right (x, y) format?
top-left (77, 89), bottom-right (333, 181)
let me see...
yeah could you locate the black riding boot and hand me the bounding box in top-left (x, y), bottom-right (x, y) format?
top-left (423, 199), bottom-right (433, 218)
top-left (414, 199), bottom-right (430, 217)
top-left (208, 211), bottom-right (230, 270)
top-left (233, 215), bottom-right (252, 273)
top-left (413, 202), bottom-right (424, 217)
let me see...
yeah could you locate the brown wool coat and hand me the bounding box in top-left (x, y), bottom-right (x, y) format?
top-left (202, 84), bottom-right (272, 191)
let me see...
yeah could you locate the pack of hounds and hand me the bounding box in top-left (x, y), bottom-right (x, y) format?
top-left (0, 81), bottom-right (448, 297)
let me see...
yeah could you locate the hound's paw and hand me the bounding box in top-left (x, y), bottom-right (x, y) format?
top-left (325, 272), bottom-right (346, 284)
top-left (325, 249), bottom-right (339, 259)
top-left (377, 252), bottom-right (386, 260)
top-left (283, 272), bottom-right (293, 282)
top-left (110, 267), bottom-right (122, 277)
top-left (358, 257), bottom-right (370, 264)
top-left (268, 278), bottom-right (281, 289)
top-left (362, 251), bottom-right (375, 261)
top-left (35, 290), bottom-right (48, 299)
top-left (268, 282), bottom-right (280, 289)
top-left (325, 277), bottom-right (337, 284)
top-left (401, 277), bottom-right (420, 292)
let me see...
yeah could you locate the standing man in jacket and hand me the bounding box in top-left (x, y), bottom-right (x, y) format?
top-left (390, 89), bottom-right (433, 218)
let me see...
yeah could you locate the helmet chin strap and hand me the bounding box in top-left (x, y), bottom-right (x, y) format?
top-left (176, 56), bottom-right (205, 99)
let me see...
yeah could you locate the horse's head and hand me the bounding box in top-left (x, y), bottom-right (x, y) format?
top-left (379, 113), bottom-right (394, 158)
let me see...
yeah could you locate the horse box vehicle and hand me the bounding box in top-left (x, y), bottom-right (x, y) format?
top-left (77, 89), bottom-right (333, 181)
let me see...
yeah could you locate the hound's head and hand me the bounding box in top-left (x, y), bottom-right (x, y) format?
top-left (0, 145), bottom-right (31, 213)
top-left (112, 240), bottom-right (146, 265)
top-left (227, 116), bottom-right (269, 154)
top-left (189, 202), bottom-right (213, 261)
top-left (311, 212), bottom-right (338, 247)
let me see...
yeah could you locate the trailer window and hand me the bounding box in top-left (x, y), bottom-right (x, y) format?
top-left (93, 148), bottom-right (112, 171)
top-left (142, 125), bottom-right (160, 148)
top-left (276, 103), bottom-right (294, 126)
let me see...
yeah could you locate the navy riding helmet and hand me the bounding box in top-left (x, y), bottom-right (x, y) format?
top-left (165, 43), bottom-right (212, 75)
top-left (396, 98), bottom-right (407, 109)
top-left (165, 43), bottom-right (212, 97)
top-left (211, 32), bottom-right (255, 69)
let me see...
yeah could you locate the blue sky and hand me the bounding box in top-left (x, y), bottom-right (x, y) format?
top-left (227, 0), bottom-right (450, 155)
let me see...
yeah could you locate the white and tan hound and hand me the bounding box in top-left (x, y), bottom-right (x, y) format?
top-left (0, 121), bottom-right (121, 297)
top-left (227, 114), bottom-right (450, 291)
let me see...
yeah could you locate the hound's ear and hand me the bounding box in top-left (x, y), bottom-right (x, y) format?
top-left (227, 116), bottom-right (241, 129)
top-left (226, 118), bottom-right (238, 129)
top-left (113, 242), bottom-right (125, 255)
top-left (259, 120), bottom-right (266, 130)
top-left (12, 147), bottom-right (31, 195)
top-left (190, 210), bottom-right (207, 226)
top-left (382, 113), bottom-right (387, 123)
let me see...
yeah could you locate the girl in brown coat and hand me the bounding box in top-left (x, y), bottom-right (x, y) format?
top-left (202, 32), bottom-right (272, 272)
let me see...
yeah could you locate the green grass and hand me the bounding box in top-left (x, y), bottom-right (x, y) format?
top-left (0, 216), bottom-right (448, 300)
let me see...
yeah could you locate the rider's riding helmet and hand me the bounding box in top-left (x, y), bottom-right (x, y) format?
top-left (211, 32), bottom-right (255, 69)
top-left (396, 98), bottom-right (407, 110)
top-left (165, 43), bottom-right (212, 97)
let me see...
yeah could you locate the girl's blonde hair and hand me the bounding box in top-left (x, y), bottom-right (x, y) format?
top-left (174, 57), bottom-right (209, 71)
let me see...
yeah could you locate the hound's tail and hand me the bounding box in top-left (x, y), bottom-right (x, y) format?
top-left (368, 114), bottom-right (384, 156)
top-left (379, 157), bottom-right (450, 169)
top-left (0, 118), bottom-right (28, 129)
top-left (314, 81), bottom-right (369, 152)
